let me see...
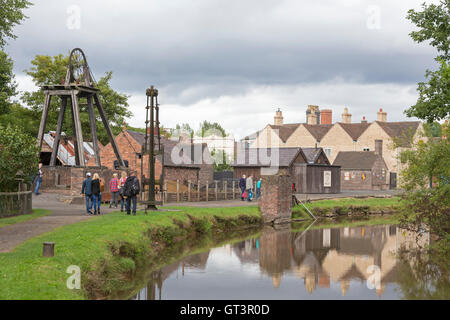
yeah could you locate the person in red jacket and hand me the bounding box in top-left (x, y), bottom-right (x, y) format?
top-left (109, 173), bottom-right (119, 208)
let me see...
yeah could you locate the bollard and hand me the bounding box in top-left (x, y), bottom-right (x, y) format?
top-left (43, 242), bottom-right (55, 257)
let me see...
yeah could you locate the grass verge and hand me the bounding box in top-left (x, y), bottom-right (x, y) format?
top-left (0, 209), bottom-right (52, 228)
top-left (0, 206), bottom-right (262, 300)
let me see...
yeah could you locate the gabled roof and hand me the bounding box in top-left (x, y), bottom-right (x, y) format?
top-left (375, 121), bottom-right (420, 147)
top-left (333, 151), bottom-right (384, 170)
top-left (337, 122), bottom-right (371, 141)
top-left (302, 147), bottom-right (330, 165)
top-left (268, 123), bottom-right (301, 142)
top-left (126, 130), bottom-right (206, 168)
top-left (302, 124), bottom-right (333, 141)
top-left (232, 147), bottom-right (305, 167)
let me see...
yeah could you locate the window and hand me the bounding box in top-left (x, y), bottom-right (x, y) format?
top-left (363, 147), bottom-right (370, 152)
top-left (324, 148), bottom-right (332, 157)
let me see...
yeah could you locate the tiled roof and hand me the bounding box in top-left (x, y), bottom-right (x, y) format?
top-left (302, 147), bottom-right (330, 164)
top-left (333, 151), bottom-right (381, 170)
top-left (126, 130), bottom-right (204, 168)
top-left (302, 124), bottom-right (333, 141)
top-left (338, 122), bottom-right (371, 140)
top-left (232, 147), bottom-right (304, 167)
top-left (376, 121), bottom-right (420, 146)
top-left (268, 123), bottom-right (301, 142)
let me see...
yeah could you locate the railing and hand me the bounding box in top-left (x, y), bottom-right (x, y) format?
top-left (162, 179), bottom-right (256, 203)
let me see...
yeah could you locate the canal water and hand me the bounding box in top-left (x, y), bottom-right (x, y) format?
top-left (131, 222), bottom-right (442, 300)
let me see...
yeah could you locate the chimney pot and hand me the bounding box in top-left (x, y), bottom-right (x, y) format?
top-left (341, 108), bottom-right (352, 123)
top-left (377, 108), bottom-right (387, 122)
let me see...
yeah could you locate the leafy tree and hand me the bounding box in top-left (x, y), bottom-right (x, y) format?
top-left (196, 120), bottom-right (227, 137)
top-left (0, 124), bottom-right (39, 192)
top-left (171, 123), bottom-right (194, 139)
top-left (398, 126), bottom-right (450, 244)
top-left (405, 1), bottom-right (450, 122)
top-left (0, 0), bottom-right (32, 47)
top-left (0, 50), bottom-right (17, 114)
top-left (211, 148), bottom-right (232, 172)
top-left (21, 54), bottom-right (132, 145)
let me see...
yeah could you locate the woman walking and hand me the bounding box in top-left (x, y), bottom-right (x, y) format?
top-left (119, 171), bottom-right (127, 212)
top-left (109, 173), bottom-right (119, 208)
top-left (91, 173), bottom-right (101, 215)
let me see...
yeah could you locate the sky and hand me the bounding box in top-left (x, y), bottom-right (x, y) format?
top-left (5, 0), bottom-right (440, 139)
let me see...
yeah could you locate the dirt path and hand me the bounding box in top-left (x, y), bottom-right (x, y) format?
top-left (0, 193), bottom-right (119, 253)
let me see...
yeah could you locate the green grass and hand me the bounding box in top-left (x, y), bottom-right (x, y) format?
top-left (0, 209), bottom-right (52, 228)
top-left (0, 206), bottom-right (262, 300)
top-left (292, 197), bottom-right (401, 219)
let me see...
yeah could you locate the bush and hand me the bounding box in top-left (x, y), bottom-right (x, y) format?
top-left (0, 125), bottom-right (39, 191)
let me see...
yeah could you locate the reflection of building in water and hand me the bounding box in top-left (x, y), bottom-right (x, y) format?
top-left (259, 225), bottom-right (293, 288)
top-left (289, 225), bottom-right (429, 297)
top-left (233, 238), bottom-right (260, 264)
top-left (133, 251), bottom-right (210, 300)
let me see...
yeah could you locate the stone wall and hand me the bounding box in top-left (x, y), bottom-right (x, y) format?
top-left (258, 170), bottom-right (292, 224)
top-left (164, 167), bottom-right (199, 182)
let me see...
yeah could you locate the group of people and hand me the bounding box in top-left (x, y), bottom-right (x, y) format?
top-left (238, 174), bottom-right (262, 202)
top-left (81, 171), bottom-right (140, 216)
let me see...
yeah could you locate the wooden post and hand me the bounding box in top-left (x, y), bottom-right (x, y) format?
top-left (37, 93), bottom-right (52, 151)
top-left (215, 181), bottom-right (218, 201)
top-left (232, 180), bottom-right (235, 199)
top-left (176, 180), bottom-right (180, 203)
top-left (188, 180), bottom-right (191, 202)
top-left (70, 90), bottom-right (86, 166)
top-left (164, 181), bottom-right (168, 203)
top-left (50, 97), bottom-right (67, 166)
top-left (224, 180), bottom-right (227, 200)
top-left (87, 95), bottom-right (101, 167)
top-left (198, 180), bottom-right (200, 202)
top-left (206, 181), bottom-right (209, 202)
top-left (43, 242), bottom-right (55, 257)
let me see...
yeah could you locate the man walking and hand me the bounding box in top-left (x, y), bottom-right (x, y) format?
top-left (239, 174), bottom-right (246, 201)
top-left (81, 172), bottom-right (93, 215)
top-left (246, 174), bottom-right (253, 202)
top-left (123, 171), bottom-right (140, 216)
top-left (34, 163), bottom-right (43, 195)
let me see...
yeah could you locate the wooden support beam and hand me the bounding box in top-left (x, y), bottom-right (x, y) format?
top-left (87, 95), bottom-right (101, 167)
top-left (69, 97), bottom-right (80, 166)
top-left (37, 93), bottom-right (52, 150)
top-left (93, 93), bottom-right (125, 167)
top-left (50, 97), bottom-right (68, 166)
top-left (70, 91), bottom-right (86, 166)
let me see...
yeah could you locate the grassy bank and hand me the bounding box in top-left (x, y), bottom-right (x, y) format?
top-left (292, 197), bottom-right (401, 219)
top-left (0, 209), bottom-right (52, 228)
top-left (0, 206), bottom-right (262, 300)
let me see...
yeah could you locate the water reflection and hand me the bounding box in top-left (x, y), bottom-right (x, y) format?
top-left (133, 224), bottom-right (434, 300)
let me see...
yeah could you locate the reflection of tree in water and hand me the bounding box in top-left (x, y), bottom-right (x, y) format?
top-left (396, 247), bottom-right (450, 299)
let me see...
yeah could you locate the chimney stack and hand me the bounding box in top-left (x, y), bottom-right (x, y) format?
top-left (375, 139), bottom-right (383, 156)
top-left (377, 108), bottom-right (387, 122)
top-left (274, 108), bottom-right (283, 126)
top-left (320, 109), bottom-right (332, 125)
top-left (306, 105), bottom-right (320, 124)
top-left (307, 113), bottom-right (318, 125)
top-left (361, 116), bottom-right (367, 123)
top-left (341, 107), bottom-right (352, 123)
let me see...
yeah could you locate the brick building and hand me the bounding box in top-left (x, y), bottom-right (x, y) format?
top-left (244, 107), bottom-right (424, 188)
top-left (88, 128), bottom-right (214, 183)
top-left (333, 140), bottom-right (389, 190)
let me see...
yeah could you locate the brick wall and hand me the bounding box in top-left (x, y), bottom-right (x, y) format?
top-left (258, 171), bottom-right (292, 224)
top-left (164, 167), bottom-right (199, 182)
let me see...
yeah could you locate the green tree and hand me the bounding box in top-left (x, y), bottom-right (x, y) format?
top-left (196, 120), bottom-right (227, 137)
top-left (0, 50), bottom-right (17, 114)
top-left (0, 124), bottom-right (39, 191)
top-left (172, 123), bottom-right (194, 139)
top-left (0, 0), bottom-right (32, 47)
top-left (210, 148), bottom-right (232, 172)
top-left (405, 1), bottom-right (450, 122)
top-left (21, 54), bottom-right (132, 145)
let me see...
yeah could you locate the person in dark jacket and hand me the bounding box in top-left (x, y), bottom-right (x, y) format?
top-left (81, 172), bottom-right (93, 214)
top-left (91, 173), bottom-right (101, 215)
top-left (239, 174), bottom-right (246, 201)
top-left (123, 173), bottom-right (139, 216)
top-left (34, 163), bottom-right (43, 195)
